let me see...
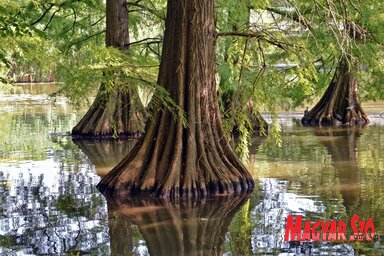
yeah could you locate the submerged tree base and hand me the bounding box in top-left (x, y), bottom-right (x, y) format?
top-left (98, 179), bottom-right (255, 199)
top-left (301, 57), bottom-right (369, 126)
top-left (72, 86), bottom-right (144, 139)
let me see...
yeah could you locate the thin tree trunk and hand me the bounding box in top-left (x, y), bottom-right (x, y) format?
top-left (302, 57), bottom-right (369, 126)
top-left (72, 0), bottom-right (144, 138)
top-left (97, 0), bottom-right (254, 199)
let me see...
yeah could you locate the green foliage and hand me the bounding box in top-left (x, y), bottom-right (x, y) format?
top-left (285, 0), bottom-right (384, 102)
top-left (0, 2), bottom-right (34, 37)
top-left (216, 0), bottom-right (321, 154)
top-left (0, 0), bottom-right (166, 100)
top-left (215, 0), bottom-right (384, 155)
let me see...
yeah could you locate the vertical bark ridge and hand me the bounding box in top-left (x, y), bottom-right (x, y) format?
top-left (97, 0), bottom-right (254, 199)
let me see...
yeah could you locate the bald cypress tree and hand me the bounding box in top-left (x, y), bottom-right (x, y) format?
top-left (299, 0), bottom-right (380, 126)
top-left (97, 0), bottom-right (254, 198)
top-left (72, 0), bottom-right (143, 138)
top-left (302, 56), bottom-right (369, 126)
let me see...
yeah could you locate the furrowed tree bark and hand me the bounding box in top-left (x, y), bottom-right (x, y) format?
top-left (72, 0), bottom-right (143, 138)
top-left (301, 57), bottom-right (369, 126)
top-left (97, 0), bottom-right (254, 198)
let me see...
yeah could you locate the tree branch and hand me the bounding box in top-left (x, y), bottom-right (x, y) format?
top-left (43, 4), bottom-right (64, 31)
top-left (217, 31), bottom-right (288, 50)
top-left (266, 7), bottom-right (312, 29)
top-left (90, 15), bottom-right (105, 27)
top-left (128, 37), bottom-right (162, 46)
top-left (66, 30), bottom-right (105, 52)
top-left (30, 3), bottom-right (55, 26)
top-left (62, 6), bottom-right (77, 36)
top-left (31, 0), bottom-right (81, 31)
top-left (127, 2), bottom-right (164, 20)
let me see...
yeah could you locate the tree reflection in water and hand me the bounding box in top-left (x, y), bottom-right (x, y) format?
top-left (73, 139), bottom-right (136, 177)
top-left (250, 179), bottom-right (358, 255)
top-left (106, 194), bottom-right (250, 256)
top-left (314, 127), bottom-right (362, 215)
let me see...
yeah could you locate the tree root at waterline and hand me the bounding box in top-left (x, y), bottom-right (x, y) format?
top-left (302, 58), bottom-right (369, 126)
top-left (97, 107), bottom-right (255, 199)
top-left (72, 86), bottom-right (144, 138)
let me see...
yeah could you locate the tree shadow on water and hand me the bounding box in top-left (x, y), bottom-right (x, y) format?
top-left (106, 194), bottom-right (250, 256)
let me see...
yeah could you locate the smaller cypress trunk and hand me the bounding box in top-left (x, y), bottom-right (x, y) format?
top-left (220, 6), bottom-right (268, 137)
top-left (72, 84), bottom-right (143, 138)
top-left (229, 111), bottom-right (268, 137)
top-left (302, 57), bottom-right (369, 126)
top-left (72, 0), bottom-right (143, 138)
top-left (221, 89), bottom-right (268, 137)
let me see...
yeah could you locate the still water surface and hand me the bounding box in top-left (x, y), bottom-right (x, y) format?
top-left (0, 84), bottom-right (383, 255)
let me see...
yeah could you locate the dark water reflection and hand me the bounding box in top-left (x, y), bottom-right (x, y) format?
top-left (0, 84), bottom-right (383, 255)
top-left (314, 127), bottom-right (362, 215)
top-left (107, 195), bottom-right (249, 256)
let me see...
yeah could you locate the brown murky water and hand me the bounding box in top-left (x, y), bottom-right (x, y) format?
top-left (0, 83), bottom-right (383, 255)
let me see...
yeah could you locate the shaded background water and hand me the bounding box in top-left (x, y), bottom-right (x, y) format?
top-left (0, 83), bottom-right (383, 255)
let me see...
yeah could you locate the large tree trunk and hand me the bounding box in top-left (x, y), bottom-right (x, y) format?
top-left (301, 57), bottom-right (369, 126)
top-left (107, 195), bottom-right (249, 256)
top-left (97, 0), bottom-right (254, 198)
top-left (72, 0), bottom-right (143, 138)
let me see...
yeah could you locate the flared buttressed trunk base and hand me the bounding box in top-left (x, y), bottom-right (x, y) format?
top-left (97, 0), bottom-right (254, 199)
top-left (72, 87), bottom-right (144, 138)
top-left (301, 57), bottom-right (369, 126)
top-left (72, 0), bottom-right (144, 138)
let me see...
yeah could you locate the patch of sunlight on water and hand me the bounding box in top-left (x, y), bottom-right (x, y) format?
top-left (0, 83), bottom-right (383, 255)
